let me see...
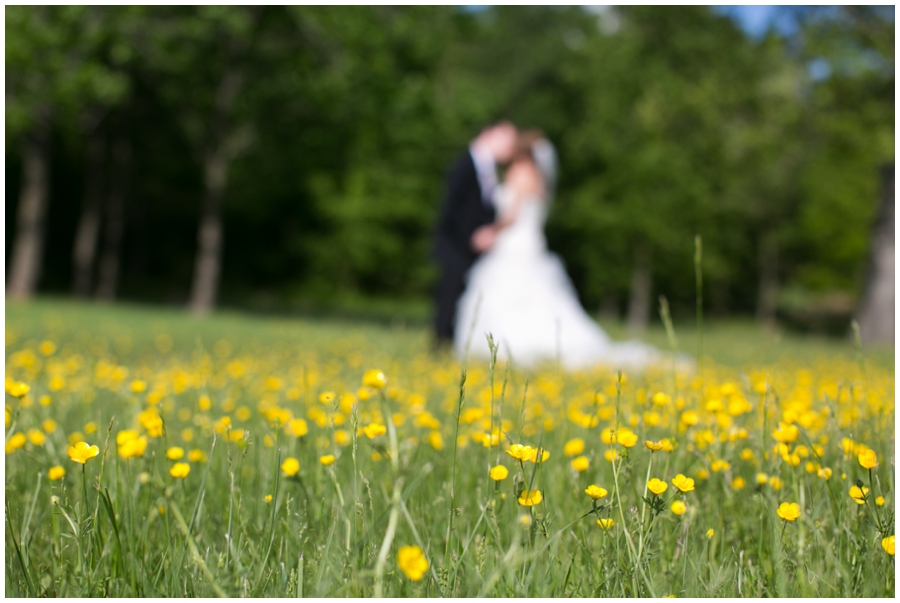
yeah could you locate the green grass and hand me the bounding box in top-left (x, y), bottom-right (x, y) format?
top-left (5, 297), bottom-right (895, 597)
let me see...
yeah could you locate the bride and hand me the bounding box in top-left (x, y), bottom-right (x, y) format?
top-left (454, 131), bottom-right (664, 371)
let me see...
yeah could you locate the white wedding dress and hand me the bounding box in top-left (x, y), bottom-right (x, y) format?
top-left (454, 185), bottom-right (664, 371)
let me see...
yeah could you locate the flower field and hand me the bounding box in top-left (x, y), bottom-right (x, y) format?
top-left (4, 301), bottom-right (895, 597)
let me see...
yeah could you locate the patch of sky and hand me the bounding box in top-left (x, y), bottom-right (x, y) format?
top-left (713, 5), bottom-right (805, 39)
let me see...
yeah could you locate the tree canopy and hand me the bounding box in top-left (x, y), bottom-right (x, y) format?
top-left (5, 6), bottom-right (894, 328)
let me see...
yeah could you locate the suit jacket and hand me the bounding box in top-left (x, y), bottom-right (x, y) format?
top-left (433, 151), bottom-right (496, 270)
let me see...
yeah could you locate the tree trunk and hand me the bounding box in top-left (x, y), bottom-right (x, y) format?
top-left (187, 66), bottom-right (245, 316)
top-left (95, 136), bottom-right (131, 301)
top-left (72, 132), bottom-right (106, 297)
top-left (855, 164), bottom-right (894, 346)
top-left (756, 230), bottom-right (779, 328)
top-left (189, 151), bottom-right (228, 315)
top-left (129, 190), bottom-right (149, 280)
top-left (626, 244), bottom-right (652, 335)
top-left (7, 126), bottom-right (52, 301)
top-left (596, 297), bottom-right (619, 321)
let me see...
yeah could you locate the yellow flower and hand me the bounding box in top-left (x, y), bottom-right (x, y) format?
top-left (672, 474), bottom-right (694, 493)
top-left (600, 428), bottom-right (617, 445)
top-left (68, 441), bottom-right (100, 464)
top-left (397, 545), bottom-right (429, 581)
top-left (563, 438), bottom-right (585, 457)
top-left (281, 457), bottom-right (300, 476)
top-left (48, 465), bottom-right (66, 480)
top-left (39, 340), bottom-right (56, 355)
top-left (768, 476), bottom-right (783, 490)
top-left (518, 514), bottom-right (532, 527)
top-left (849, 485), bottom-right (869, 505)
top-left (8, 381), bottom-right (30, 398)
top-left (27, 429), bottom-right (46, 446)
top-left (776, 502), bottom-right (800, 521)
top-left (680, 410), bottom-right (699, 426)
top-left (188, 449), bottom-right (207, 463)
top-left (706, 528), bottom-right (715, 539)
top-left (170, 462), bottom-right (191, 479)
top-left (596, 518), bottom-right (614, 529)
top-left (604, 449), bottom-right (619, 462)
top-left (285, 418), bottom-right (309, 437)
top-left (362, 423), bottom-right (386, 439)
top-left (858, 449), bottom-right (878, 469)
top-left (876, 496), bottom-right (885, 507)
top-left (215, 415), bottom-right (233, 432)
top-left (732, 477), bottom-right (745, 490)
top-left (117, 430), bottom-right (138, 445)
top-left (362, 369), bottom-right (388, 390)
top-left (518, 489), bottom-right (542, 506)
top-left (42, 418), bottom-right (57, 432)
top-left (319, 454), bottom-right (335, 466)
top-left (571, 455), bottom-right (589, 472)
top-left (138, 408), bottom-right (164, 437)
top-left (617, 429), bottom-right (638, 448)
top-left (756, 472), bottom-right (768, 485)
top-left (647, 478), bottom-right (668, 495)
top-left (119, 435), bottom-right (148, 459)
top-left (671, 500), bottom-right (687, 516)
top-left (427, 430), bottom-right (443, 450)
top-left (264, 494), bottom-right (273, 503)
top-left (645, 440), bottom-right (664, 452)
top-left (772, 423), bottom-right (799, 444)
top-left (166, 446), bottom-right (185, 461)
top-left (130, 380), bottom-right (147, 393)
top-left (817, 467), bottom-right (833, 480)
top-left (710, 459), bottom-right (730, 472)
top-left (882, 535), bottom-right (895, 556)
top-left (489, 465), bottom-right (509, 481)
top-left (585, 485), bottom-right (608, 500)
top-left (506, 444), bottom-right (542, 463)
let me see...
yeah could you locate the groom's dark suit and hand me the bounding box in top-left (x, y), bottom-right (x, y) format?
top-left (433, 151), bottom-right (496, 343)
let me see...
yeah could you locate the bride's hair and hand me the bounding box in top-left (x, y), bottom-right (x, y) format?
top-left (512, 129), bottom-right (545, 163)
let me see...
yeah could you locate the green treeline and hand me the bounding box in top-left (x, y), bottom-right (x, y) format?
top-left (5, 6), bottom-right (894, 327)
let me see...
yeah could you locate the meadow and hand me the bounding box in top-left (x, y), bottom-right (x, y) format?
top-left (4, 299), bottom-right (895, 597)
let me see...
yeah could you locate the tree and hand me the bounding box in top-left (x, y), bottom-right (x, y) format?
top-left (124, 6), bottom-right (262, 314)
top-left (6, 6), bottom-right (129, 300)
top-left (855, 165), bottom-right (894, 346)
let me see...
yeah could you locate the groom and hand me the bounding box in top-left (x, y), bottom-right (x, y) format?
top-left (432, 120), bottom-right (518, 348)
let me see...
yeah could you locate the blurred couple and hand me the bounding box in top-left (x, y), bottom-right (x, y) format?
top-left (433, 120), bottom-right (663, 370)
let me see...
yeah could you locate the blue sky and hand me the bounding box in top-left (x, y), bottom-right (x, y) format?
top-left (713, 5), bottom-right (800, 38)
top-left (462, 6), bottom-right (800, 38)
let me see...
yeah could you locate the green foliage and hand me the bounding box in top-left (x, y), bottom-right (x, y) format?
top-left (4, 6), bottom-right (894, 319)
top-left (6, 6), bottom-right (130, 139)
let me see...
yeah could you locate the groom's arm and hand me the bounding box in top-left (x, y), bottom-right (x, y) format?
top-left (438, 155), bottom-right (484, 255)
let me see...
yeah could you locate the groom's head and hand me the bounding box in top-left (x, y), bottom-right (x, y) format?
top-left (477, 120), bottom-right (518, 165)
